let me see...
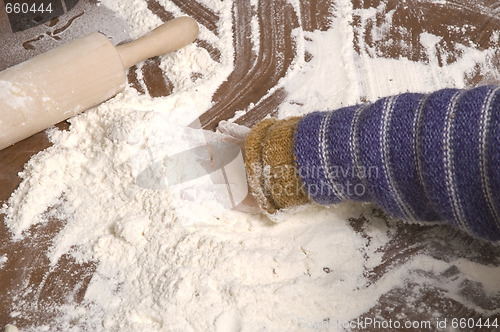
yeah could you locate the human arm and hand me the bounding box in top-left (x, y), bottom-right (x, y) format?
top-left (244, 85), bottom-right (500, 241)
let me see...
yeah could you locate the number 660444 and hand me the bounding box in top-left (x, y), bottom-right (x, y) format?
top-left (5, 2), bottom-right (53, 14)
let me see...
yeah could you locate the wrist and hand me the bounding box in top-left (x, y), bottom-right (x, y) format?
top-left (244, 117), bottom-right (309, 214)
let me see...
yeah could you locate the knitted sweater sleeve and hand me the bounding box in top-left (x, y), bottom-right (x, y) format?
top-left (244, 85), bottom-right (500, 241)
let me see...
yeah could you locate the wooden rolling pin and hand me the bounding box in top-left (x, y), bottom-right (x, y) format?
top-left (0, 17), bottom-right (199, 151)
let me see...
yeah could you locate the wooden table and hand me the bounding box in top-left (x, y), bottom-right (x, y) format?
top-left (1, 0), bottom-right (500, 329)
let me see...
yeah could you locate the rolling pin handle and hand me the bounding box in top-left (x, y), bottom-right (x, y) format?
top-left (116, 16), bottom-right (199, 70)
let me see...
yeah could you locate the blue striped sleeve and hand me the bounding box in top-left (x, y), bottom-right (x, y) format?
top-left (294, 86), bottom-right (500, 241)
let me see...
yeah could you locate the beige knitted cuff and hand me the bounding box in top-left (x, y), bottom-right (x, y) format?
top-left (244, 117), bottom-right (309, 214)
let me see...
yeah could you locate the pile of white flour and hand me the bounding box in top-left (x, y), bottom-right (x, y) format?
top-left (2, 0), bottom-right (500, 330)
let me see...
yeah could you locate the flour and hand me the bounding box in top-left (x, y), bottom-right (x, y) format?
top-left (2, 0), bottom-right (500, 331)
top-left (0, 81), bottom-right (34, 112)
top-left (0, 255), bottom-right (7, 270)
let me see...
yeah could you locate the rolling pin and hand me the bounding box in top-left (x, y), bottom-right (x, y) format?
top-left (0, 17), bottom-right (199, 151)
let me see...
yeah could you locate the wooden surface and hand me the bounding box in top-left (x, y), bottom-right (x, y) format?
top-left (1, 0), bottom-right (500, 330)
